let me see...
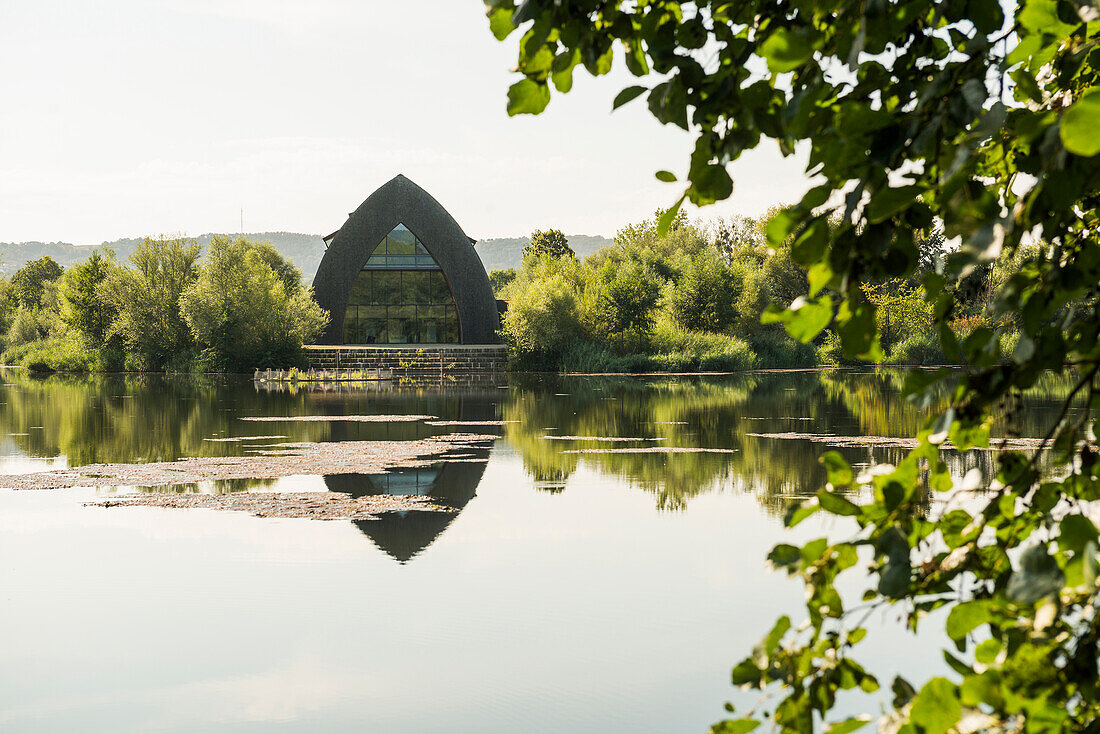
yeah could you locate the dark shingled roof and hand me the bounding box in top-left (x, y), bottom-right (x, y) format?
top-left (312, 174), bottom-right (500, 344)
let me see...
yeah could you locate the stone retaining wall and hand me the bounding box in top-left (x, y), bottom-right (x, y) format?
top-left (303, 345), bottom-right (508, 376)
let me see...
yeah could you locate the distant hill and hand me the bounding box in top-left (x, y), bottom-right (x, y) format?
top-left (0, 233), bottom-right (329, 281)
top-left (474, 234), bottom-right (614, 272)
top-left (0, 232), bottom-right (614, 280)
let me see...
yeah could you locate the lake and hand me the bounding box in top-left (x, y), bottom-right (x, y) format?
top-left (0, 369), bottom-right (1071, 732)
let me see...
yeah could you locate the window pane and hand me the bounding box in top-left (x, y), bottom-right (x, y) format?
top-left (388, 227), bottom-right (415, 254)
top-left (426, 271), bottom-right (445, 304)
top-left (444, 305), bottom-right (459, 343)
top-left (348, 271), bottom-right (371, 305)
top-left (388, 305), bottom-right (416, 344)
top-left (373, 271), bottom-right (400, 305)
top-left (363, 225), bottom-right (441, 270)
top-left (361, 315), bottom-right (386, 343)
top-left (343, 306), bottom-right (359, 343)
top-left (395, 271), bottom-right (416, 305)
top-left (415, 272), bottom-right (433, 304)
top-left (421, 305), bottom-right (445, 343)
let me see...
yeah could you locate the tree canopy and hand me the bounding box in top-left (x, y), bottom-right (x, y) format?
top-left (179, 235), bottom-right (326, 371)
top-left (58, 250), bottom-right (117, 345)
top-left (104, 236), bottom-right (200, 371)
top-left (10, 256), bottom-right (63, 308)
top-left (524, 228), bottom-right (575, 259)
top-left (489, 1), bottom-right (1100, 731)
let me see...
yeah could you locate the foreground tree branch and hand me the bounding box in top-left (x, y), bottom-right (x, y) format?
top-left (487, 0), bottom-right (1100, 730)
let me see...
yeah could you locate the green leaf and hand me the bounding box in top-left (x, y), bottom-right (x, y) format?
top-left (866, 185), bottom-right (924, 223)
top-left (623, 39), bottom-right (649, 76)
top-left (941, 603), bottom-right (994, 642)
top-left (765, 209), bottom-right (797, 247)
top-left (758, 27), bottom-right (813, 73)
top-left (891, 676), bottom-right (917, 707)
top-left (654, 170), bottom-right (677, 183)
top-left (730, 659), bottom-right (762, 686)
top-left (762, 615), bottom-right (791, 655)
top-left (910, 678), bottom-right (961, 734)
top-left (689, 165), bottom-right (734, 205)
top-left (817, 489), bottom-right (860, 516)
top-left (820, 451), bottom-right (854, 486)
top-left (975, 638), bottom-right (1002, 664)
top-left (807, 262), bottom-right (833, 296)
top-left (612, 85), bottom-right (648, 110)
top-left (877, 527), bottom-right (911, 598)
top-left (878, 560), bottom-right (910, 597)
top-left (656, 195), bottom-right (686, 237)
top-left (1058, 513), bottom-right (1099, 553)
top-left (1018, 0), bottom-right (1078, 38)
top-left (826, 717), bottom-right (871, 734)
top-left (1007, 545), bottom-right (1065, 603)
top-left (767, 295), bottom-right (833, 342)
top-left (1062, 89), bottom-right (1100, 156)
top-left (710, 719), bottom-right (761, 734)
top-left (550, 50), bottom-right (579, 93)
top-left (835, 295), bottom-right (883, 362)
top-left (784, 497), bottom-right (820, 527)
top-left (767, 543), bottom-right (802, 569)
top-left (507, 79), bottom-right (550, 116)
top-left (487, 7), bottom-right (515, 41)
top-left (790, 218), bottom-right (828, 265)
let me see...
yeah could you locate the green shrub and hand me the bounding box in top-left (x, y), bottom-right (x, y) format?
top-left (650, 319), bottom-right (756, 371)
top-left (500, 258), bottom-right (585, 368)
top-left (5, 306), bottom-right (53, 349)
top-left (180, 236), bottom-right (326, 371)
top-left (104, 236), bottom-right (201, 371)
top-left (887, 330), bottom-right (947, 365)
top-left (815, 330), bottom-right (843, 366)
top-left (999, 329), bottom-right (1021, 362)
top-left (585, 259), bottom-right (661, 352)
top-left (2, 336), bottom-right (96, 372)
top-left (556, 340), bottom-right (644, 372)
top-left (668, 248), bottom-right (742, 332)
top-left (748, 329), bottom-right (819, 368)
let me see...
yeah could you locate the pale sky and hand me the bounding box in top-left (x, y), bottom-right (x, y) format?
top-left (1, 0), bottom-right (811, 245)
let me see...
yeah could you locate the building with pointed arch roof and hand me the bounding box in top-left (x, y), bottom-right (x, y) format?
top-left (312, 175), bottom-right (500, 345)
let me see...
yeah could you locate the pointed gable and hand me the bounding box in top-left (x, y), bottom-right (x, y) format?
top-left (311, 175), bottom-right (500, 345)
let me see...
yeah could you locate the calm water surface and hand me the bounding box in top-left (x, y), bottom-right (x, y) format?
top-left (0, 369), bottom-right (1072, 732)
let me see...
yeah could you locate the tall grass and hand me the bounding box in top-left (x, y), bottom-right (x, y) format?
top-left (2, 336), bottom-right (97, 372)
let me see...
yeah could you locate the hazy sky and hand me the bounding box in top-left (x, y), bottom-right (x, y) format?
top-left (1, 0), bottom-right (811, 244)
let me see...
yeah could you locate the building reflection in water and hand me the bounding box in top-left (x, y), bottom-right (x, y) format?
top-left (323, 452), bottom-right (488, 563)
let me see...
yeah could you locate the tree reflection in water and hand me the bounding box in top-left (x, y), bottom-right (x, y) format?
top-left (500, 370), bottom-right (1078, 516)
top-left (0, 368), bottom-right (1078, 553)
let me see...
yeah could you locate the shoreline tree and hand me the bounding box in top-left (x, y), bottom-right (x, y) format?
top-left (488, 1), bottom-right (1100, 732)
top-left (523, 228), bottom-right (575, 260)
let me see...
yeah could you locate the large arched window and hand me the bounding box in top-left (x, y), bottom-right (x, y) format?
top-left (342, 224), bottom-right (460, 344)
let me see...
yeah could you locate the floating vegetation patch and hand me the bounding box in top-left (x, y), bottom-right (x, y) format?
top-left (423, 420), bottom-right (517, 426)
top-left (562, 447), bottom-right (739, 454)
top-left (203, 435), bottom-right (286, 442)
top-left (543, 436), bottom-right (668, 442)
top-left (0, 434), bottom-right (496, 491)
top-left (742, 417), bottom-right (815, 421)
top-left (240, 414), bottom-right (436, 423)
top-left (90, 491), bottom-right (454, 520)
top-left (744, 432), bottom-right (1050, 450)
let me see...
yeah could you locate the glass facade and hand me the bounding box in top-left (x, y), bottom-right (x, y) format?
top-left (343, 224), bottom-right (460, 344)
